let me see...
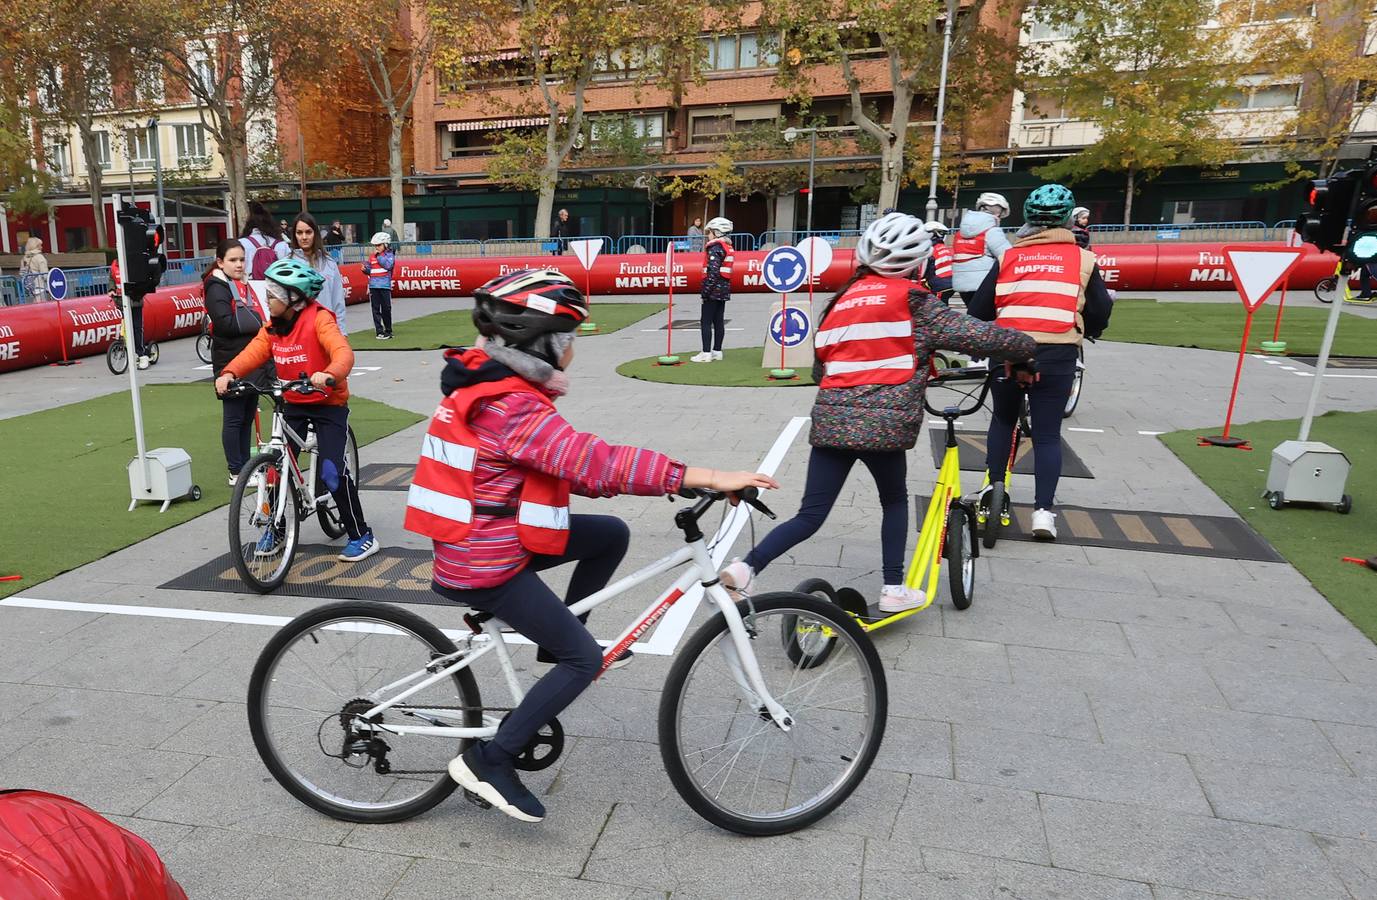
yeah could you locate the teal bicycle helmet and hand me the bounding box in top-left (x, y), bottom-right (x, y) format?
top-left (1023, 184), bottom-right (1076, 227)
top-left (264, 258), bottom-right (325, 301)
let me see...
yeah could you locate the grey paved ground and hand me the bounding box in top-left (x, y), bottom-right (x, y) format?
top-left (3, 290), bottom-right (1377, 899)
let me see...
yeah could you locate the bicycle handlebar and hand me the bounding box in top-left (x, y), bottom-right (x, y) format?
top-left (924, 365), bottom-right (994, 418)
top-left (676, 485), bottom-right (776, 520)
top-left (223, 372), bottom-right (335, 401)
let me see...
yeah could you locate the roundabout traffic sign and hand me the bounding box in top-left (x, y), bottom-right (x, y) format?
top-left (762, 245), bottom-right (809, 294)
top-left (769, 306), bottom-right (811, 348)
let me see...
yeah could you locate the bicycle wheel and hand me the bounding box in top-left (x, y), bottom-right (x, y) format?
top-left (982, 482), bottom-right (1006, 549)
top-left (248, 600), bottom-right (483, 824)
top-left (196, 328), bottom-right (213, 364)
top-left (660, 592), bottom-right (887, 836)
top-left (106, 340), bottom-right (127, 375)
top-left (1316, 277), bottom-right (1337, 304)
top-left (781, 578), bottom-right (839, 669)
top-left (1064, 348), bottom-right (1085, 418)
top-left (946, 506), bottom-right (974, 610)
top-left (147, 342), bottom-right (160, 365)
top-left (316, 426), bottom-right (361, 539)
top-left (229, 452), bottom-right (301, 593)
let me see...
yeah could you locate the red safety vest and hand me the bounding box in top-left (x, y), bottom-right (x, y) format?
top-left (950, 230), bottom-right (987, 265)
top-left (403, 363), bottom-right (571, 555)
top-left (270, 303), bottom-right (339, 404)
top-left (931, 242), bottom-right (953, 279)
top-left (814, 275), bottom-right (916, 389)
top-left (994, 244), bottom-right (1083, 335)
top-left (366, 253), bottom-right (389, 278)
top-left (704, 237), bottom-right (734, 278)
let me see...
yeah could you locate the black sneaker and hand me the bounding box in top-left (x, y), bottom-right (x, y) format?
top-left (447, 742), bottom-right (545, 823)
top-left (536, 646), bottom-right (633, 669)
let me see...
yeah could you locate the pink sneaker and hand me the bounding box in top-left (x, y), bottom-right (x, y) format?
top-left (720, 559), bottom-right (755, 598)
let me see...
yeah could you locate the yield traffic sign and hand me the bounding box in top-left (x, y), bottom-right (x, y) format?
top-left (1222, 246), bottom-right (1304, 311)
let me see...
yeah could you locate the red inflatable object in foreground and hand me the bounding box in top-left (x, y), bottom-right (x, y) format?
top-left (0, 790), bottom-right (187, 900)
top-left (0, 242), bottom-right (1341, 375)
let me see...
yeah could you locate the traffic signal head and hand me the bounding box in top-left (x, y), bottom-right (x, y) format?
top-left (1345, 165), bottom-right (1377, 264)
top-left (117, 206), bottom-right (166, 293)
top-left (1296, 170), bottom-right (1359, 254)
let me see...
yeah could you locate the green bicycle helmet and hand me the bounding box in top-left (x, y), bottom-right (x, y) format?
top-left (1023, 184), bottom-right (1076, 227)
top-left (263, 257), bottom-right (325, 302)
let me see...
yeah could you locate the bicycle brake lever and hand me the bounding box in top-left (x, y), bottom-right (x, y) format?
top-left (747, 496), bottom-right (777, 520)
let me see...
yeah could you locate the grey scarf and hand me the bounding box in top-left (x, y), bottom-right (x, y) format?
top-left (478, 332), bottom-right (575, 393)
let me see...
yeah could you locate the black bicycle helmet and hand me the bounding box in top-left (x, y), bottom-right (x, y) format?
top-left (472, 269), bottom-right (589, 347)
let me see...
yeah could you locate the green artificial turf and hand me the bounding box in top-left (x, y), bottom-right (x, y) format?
top-left (1111, 299), bottom-right (1377, 356)
top-left (351, 303), bottom-right (665, 351)
top-left (0, 383), bottom-right (421, 598)
top-left (618, 347), bottom-right (818, 387)
top-left (1161, 410), bottom-right (1377, 644)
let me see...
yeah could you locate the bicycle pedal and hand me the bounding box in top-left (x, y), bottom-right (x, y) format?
top-left (463, 789), bottom-right (493, 810)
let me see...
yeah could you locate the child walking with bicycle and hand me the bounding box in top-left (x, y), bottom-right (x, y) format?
top-left (404, 268), bottom-right (776, 823)
top-left (213, 258), bottom-right (379, 563)
top-left (719, 213), bottom-right (1034, 613)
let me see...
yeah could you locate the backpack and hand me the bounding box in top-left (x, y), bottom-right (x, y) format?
top-left (246, 234), bottom-right (277, 280)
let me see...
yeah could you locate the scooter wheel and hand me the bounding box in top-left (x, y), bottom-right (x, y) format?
top-left (782, 579), bottom-right (839, 669)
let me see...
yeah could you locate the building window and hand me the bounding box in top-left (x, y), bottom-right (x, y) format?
top-left (126, 127), bottom-right (155, 169)
top-left (188, 46), bottom-right (215, 94)
top-left (90, 130), bottom-right (112, 172)
top-left (589, 112), bottom-right (665, 149)
top-left (134, 61), bottom-right (163, 104)
top-left (593, 47), bottom-right (647, 82)
top-left (37, 66), bottom-right (61, 113)
top-left (690, 113), bottom-right (734, 143)
top-left (1022, 91), bottom-right (1068, 119)
top-left (702, 32), bottom-right (780, 71)
top-left (43, 138), bottom-right (71, 178)
top-left (1220, 83), bottom-right (1300, 109)
top-left (174, 124), bottom-right (209, 166)
top-left (689, 104), bottom-right (782, 144)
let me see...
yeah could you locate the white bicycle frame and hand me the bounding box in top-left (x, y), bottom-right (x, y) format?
top-left (253, 408), bottom-right (323, 525)
top-left (346, 534), bottom-right (792, 741)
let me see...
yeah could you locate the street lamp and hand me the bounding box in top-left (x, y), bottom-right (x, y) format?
top-left (783, 125), bottom-right (818, 236)
top-left (926, 0), bottom-right (959, 224)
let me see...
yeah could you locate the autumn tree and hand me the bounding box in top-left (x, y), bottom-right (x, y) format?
top-left (19, 1), bottom-right (124, 246)
top-left (1025, 0), bottom-right (1237, 223)
top-left (765, 0), bottom-right (1013, 212)
top-left (1236, 0), bottom-right (1377, 180)
top-left (127, 0), bottom-right (342, 230)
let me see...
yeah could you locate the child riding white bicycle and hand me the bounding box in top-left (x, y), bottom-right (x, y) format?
top-left (404, 268), bottom-right (776, 823)
top-left (213, 258), bottom-right (380, 563)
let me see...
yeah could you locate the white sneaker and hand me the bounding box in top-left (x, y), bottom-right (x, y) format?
top-left (690, 351), bottom-right (713, 363)
top-left (227, 473), bottom-right (238, 487)
top-left (711, 351), bottom-right (723, 361)
top-left (137, 355), bottom-right (150, 370)
top-left (878, 585), bottom-right (926, 613)
top-left (719, 559), bottom-right (755, 598)
top-left (1031, 508), bottom-right (1058, 540)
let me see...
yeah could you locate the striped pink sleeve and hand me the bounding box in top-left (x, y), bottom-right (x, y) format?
top-left (483, 393), bottom-right (686, 498)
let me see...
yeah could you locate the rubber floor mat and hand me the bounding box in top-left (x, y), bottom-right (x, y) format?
top-left (929, 429), bottom-right (1093, 479)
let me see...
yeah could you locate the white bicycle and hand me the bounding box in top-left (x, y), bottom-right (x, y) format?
top-left (246, 487), bottom-right (888, 835)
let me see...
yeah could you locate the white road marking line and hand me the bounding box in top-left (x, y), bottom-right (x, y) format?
top-left (1281, 366), bottom-right (1297, 371)
top-left (1138, 430), bottom-right (1166, 436)
top-left (642, 415), bottom-right (809, 655)
top-left (1067, 427), bottom-right (1105, 433)
top-left (1293, 371), bottom-right (1377, 379)
top-left (193, 363), bottom-right (213, 370)
top-left (350, 366), bottom-right (383, 376)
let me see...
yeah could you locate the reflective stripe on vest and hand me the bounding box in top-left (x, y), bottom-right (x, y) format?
top-left (705, 238), bottom-right (734, 277)
top-left (950, 231), bottom-right (987, 264)
top-left (814, 275), bottom-right (916, 389)
top-left (270, 303), bottom-right (336, 404)
top-left (994, 244), bottom-right (1083, 334)
top-left (403, 353), bottom-right (571, 554)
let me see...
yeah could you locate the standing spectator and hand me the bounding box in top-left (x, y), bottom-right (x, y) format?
top-left (382, 218), bottom-right (400, 248)
top-left (290, 211), bottom-right (348, 332)
top-left (691, 216), bottom-right (733, 363)
top-left (239, 202), bottom-right (290, 281)
top-left (967, 184), bottom-right (1114, 541)
top-left (951, 192), bottom-right (1011, 304)
top-left (325, 221), bottom-right (345, 246)
top-left (550, 208), bottom-right (577, 255)
top-left (686, 216), bottom-right (704, 250)
top-left (367, 231), bottom-right (395, 339)
top-left (203, 239), bottom-right (270, 485)
top-left (19, 236), bottom-right (49, 303)
top-left (1071, 207), bottom-right (1092, 249)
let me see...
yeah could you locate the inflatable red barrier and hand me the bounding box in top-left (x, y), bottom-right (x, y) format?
top-left (0, 242), bottom-right (1346, 375)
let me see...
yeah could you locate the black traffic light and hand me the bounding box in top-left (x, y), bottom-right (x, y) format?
top-left (1296, 170), bottom-right (1360, 253)
top-left (1344, 165), bottom-right (1377, 264)
top-left (117, 205), bottom-right (166, 293)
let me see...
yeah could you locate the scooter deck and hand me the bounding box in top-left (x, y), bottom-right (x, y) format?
top-left (835, 586), bottom-right (934, 628)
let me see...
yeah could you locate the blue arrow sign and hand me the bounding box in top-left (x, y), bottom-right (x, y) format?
top-left (762, 245), bottom-right (808, 294)
top-left (769, 306), bottom-right (811, 348)
top-left (47, 267), bottom-right (68, 301)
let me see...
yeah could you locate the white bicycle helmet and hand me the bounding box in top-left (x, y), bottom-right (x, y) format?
top-left (855, 212), bottom-right (933, 279)
top-left (975, 192), bottom-right (1010, 218)
top-left (923, 220), bottom-right (950, 235)
top-left (1071, 206), bottom-right (1090, 223)
top-left (705, 216), bottom-right (733, 236)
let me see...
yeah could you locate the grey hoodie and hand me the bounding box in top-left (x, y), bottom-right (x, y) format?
top-left (951, 209), bottom-right (1011, 293)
